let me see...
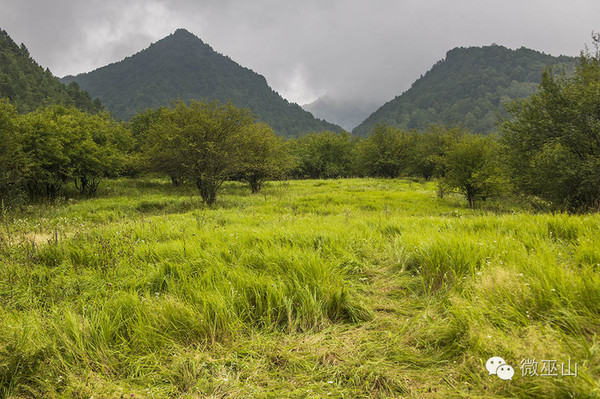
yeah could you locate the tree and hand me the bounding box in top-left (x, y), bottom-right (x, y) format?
top-left (442, 134), bottom-right (507, 208)
top-left (501, 34), bottom-right (600, 211)
top-left (70, 113), bottom-right (132, 196)
top-left (21, 106), bottom-right (75, 199)
top-left (289, 131), bottom-right (356, 179)
top-left (148, 100), bottom-right (254, 205)
top-left (239, 122), bottom-right (293, 193)
top-left (0, 99), bottom-right (24, 206)
top-left (21, 105), bottom-right (131, 199)
top-left (140, 107), bottom-right (188, 185)
top-left (408, 125), bottom-right (464, 180)
top-left (354, 124), bottom-right (413, 178)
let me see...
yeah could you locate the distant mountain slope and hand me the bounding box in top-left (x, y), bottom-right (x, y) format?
top-left (0, 28), bottom-right (102, 114)
top-left (61, 29), bottom-right (341, 136)
top-left (302, 95), bottom-right (379, 131)
top-left (353, 45), bottom-right (575, 136)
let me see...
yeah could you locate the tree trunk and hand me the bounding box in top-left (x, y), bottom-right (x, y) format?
top-left (467, 187), bottom-right (476, 209)
top-left (196, 178), bottom-right (221, 206)
top-left (75, 175), bottom-right (88, 194)
top-left (248, 175), bottom-right (263, 193)
top-left (170, 176), bottom-right (181, 187)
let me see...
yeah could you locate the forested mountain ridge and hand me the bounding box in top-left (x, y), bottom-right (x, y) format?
top-left (61, 29), bottom-right (341, 136)
top-left (0, 28), bottom-right (102, 114)
top-left (353, 45), bottom-right (576, 136)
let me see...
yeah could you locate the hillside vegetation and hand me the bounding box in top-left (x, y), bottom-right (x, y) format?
top-left (61, 29), bottom-right (341, 136)
top-left (0, 29), bottom-right (102, 114)
top-left (4, 38), bottom-right (599, 213)
top-left (0, 178), bottom-right (598, 398)
top-left (354, 45), bottom-right (575, 136)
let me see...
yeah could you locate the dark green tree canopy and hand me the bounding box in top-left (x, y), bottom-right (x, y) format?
top-left (354, 124), bottom-right (414, 178)
top-left (441, 133), bottom-right (508, 208)
top-left (20, 105), bottom-right (132, 199)
top-left (0, 28), bottom-right (102, 114)
top-left (238, 122), bottom-right (293, 193)
top-left (146, 100), bottom-right (282, 204)
top-left (0, 99), bottom-right (24, 205)
top-left (289, 131), bottom-right (356, 179)
top-left (354, 45), bottom-right (575, 136)
top-left (502, 35), bottom-right (600, 211)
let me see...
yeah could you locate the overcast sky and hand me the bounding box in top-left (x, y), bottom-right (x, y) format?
top-left (1, 0), bottom-right (598, 107)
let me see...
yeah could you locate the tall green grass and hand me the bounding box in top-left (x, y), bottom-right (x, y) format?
top-left (0, 178), bottom-right (598, 397)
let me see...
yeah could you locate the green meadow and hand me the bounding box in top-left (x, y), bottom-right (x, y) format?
top-left (1, 178), bottom-right (599, 398)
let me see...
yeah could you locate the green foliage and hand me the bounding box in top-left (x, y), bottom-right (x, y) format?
top-left (354, 124), bottom-right (414, 178)
top-left (20, 105), bottom-right (132, 199)
top-left (354, 45), bottom-right (576, 136)
top-left (442, 134), bottom-right (508, 208)
top-left (343, 122), bottom-right (509, 206)
top-left (238, 123), bottom-right (294, 193)
top-left (408, 125), bottom-right (465, 179)
top-left (141, 107), bottom-right (188, 186)
top-left (352, 124), bottom-right (470, 183)
top-left (502, 35), bottom-right (600, 211)
top-left (0, 29), bottom-right (102, 114)
top-left (61, 29), bottom-right (341, 136)
top-left (146, 100), bottom-right (268, 204)
top-left (284, 125), bottom-right (510, 207)
top-left (124, 108), bottom-right (162, 177)
top-left (289, 131), bottom-right (356, 179)
top-left (0, 99), bottom-right (24, 207)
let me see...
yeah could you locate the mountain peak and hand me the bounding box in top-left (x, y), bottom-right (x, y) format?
top-left (59, 30), bottom-right (341, 135)
top-left (171, 28), bottom-right (197, 39)
top-left (174, 28), bottom-right (192, 35)
top-left (159, 28), bottom-right (205, 46)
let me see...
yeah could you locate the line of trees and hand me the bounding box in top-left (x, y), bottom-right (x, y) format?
top-left (139, 100), bottom-right (291, 204)
top-left (1, 35), bottom-right (598, 211)
top-left (288, 125), bottom-right (507, 209)
top-left (1, 96), bottom-right (497, 209)
top-left (0, 101), bottom-right (132, 206)
top-left (0, 99), bottom-right (293, 207)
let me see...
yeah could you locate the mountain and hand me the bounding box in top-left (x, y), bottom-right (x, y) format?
top-left (353, 45), bottom-right (576, 136)
top-left (302, 95), bottom-right (379, 131)
top-left (61, 29), bottom-right (341, 136)
top-left (0, 28), bottom-right (102, 114)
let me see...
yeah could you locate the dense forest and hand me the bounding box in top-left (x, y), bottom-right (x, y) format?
top-left (353, 45), bottom-right (576, 136)
top-left (61, 29), bottom-right (341, 137)
top-left (0, 29), bottom-right (102, 114)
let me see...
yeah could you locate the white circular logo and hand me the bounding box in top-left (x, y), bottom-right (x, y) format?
top-left (486, 356), bottom-right (514, 380)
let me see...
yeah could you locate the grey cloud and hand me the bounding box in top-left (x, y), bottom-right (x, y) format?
top-left (1, 0), bottom-right (598, 114)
